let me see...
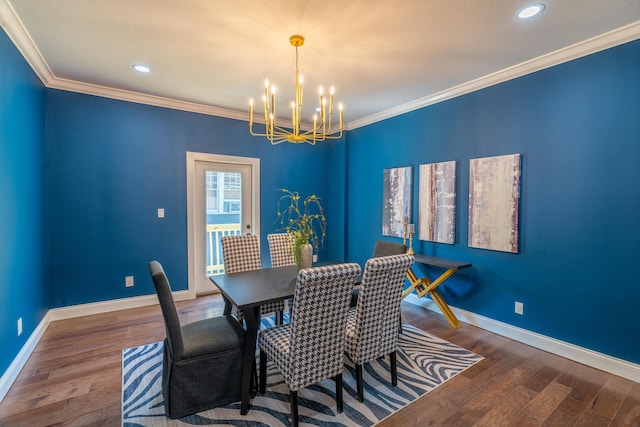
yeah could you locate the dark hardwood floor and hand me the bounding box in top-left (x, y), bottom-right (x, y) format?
top-left (0, 294), bottom-right (638, 426)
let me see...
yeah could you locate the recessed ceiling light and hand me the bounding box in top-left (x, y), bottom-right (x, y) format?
top-left (517, 3), bottom-right (545, 19)
top-left (132, 64), bottom-right (151, 73)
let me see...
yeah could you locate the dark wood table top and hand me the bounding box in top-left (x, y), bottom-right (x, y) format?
top-left (209, 265), bottom-right (298, 309)
top-left (413, 254), bottom-right (472, 270)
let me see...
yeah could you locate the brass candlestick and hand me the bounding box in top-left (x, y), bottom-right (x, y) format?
top-left (402, 222), bottom-right (408, 246)
top-left (407, 224), bottom-right (415, 254)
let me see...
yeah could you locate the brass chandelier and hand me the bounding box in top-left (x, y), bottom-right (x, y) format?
top-left (249, 35), bottom-right (343, 145)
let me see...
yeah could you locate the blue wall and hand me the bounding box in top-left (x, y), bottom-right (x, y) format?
top-left (346, 40), bottom-right (640, 364)
top-left (0, 31), bottom-right (48, 375)
top-left (45, 90), bottom-right (344, 307)
top-left (2, 24), bottom-right (639, 383)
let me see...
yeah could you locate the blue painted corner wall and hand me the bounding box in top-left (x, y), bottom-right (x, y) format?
top-left (0, 30), bottom-right (48, 375)
top-left (45, 89), bottom-right (342, 307)
top-left (2, 23), bottom-right (639, 384)
top-left (346, 39), bottom-right (640, 364)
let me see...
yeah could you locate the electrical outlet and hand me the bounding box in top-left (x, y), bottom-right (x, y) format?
top-left (158, 208), bottom-right (165, 218)
top-left (313, 254), bottom-right (318, 262)
top-left (515, 301), bottom-right (524, 315)
top-left (17, 317), bottom-right (22, 336)
top-left (126, 276), bottom-right (134, 287)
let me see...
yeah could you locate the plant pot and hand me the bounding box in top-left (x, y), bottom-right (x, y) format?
top-left (297, 243), bottom-right (313, 270)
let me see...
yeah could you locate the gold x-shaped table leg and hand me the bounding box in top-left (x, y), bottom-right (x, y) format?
top-left (402, 267), bottom-right (461, 328)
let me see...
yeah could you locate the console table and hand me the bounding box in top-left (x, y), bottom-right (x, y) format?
top-left (402, 254), bottom-right (471, 328)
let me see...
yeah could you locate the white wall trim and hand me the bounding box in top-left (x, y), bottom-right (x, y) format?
top-left (0, 291), bottom-right (187, 403)
top-left (0, 311), bottom-right (51, 402)
top-left (3, 290), bottom-right (639, 404)
top-left (404, 294), bottom-right (640, 383)
top-left (348, 21), bottom-right (640, 130)
top-left (48, 291), bottom-right (189, 321)
top-left (2, 0), bottom-right (638, 130)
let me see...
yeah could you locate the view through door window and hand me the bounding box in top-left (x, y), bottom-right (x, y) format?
top-left (205, 171), bottom-right (242, 276)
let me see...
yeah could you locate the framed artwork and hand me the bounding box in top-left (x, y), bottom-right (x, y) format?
top-left (419, 161), bottom-right (456, 244)
top-left (382, 166), bottom-right (412, 237)
top-left (468, 153), bottom-right (521, 253)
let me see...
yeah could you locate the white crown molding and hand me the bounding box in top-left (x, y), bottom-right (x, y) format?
top-left (0, 0), bottom-right (54, 84)
top-left (47, 77), bottom-right (249, 122)
top-left (348, 21), bottom-right (640, 130)
top-left (404, 294), bottom-right (640, 384)
top-left (3, 0), bottom-right (638, 129)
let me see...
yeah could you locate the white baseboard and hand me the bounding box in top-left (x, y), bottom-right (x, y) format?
top-left (0, 311), bottom-right (51, 402)
top-left (48, 291), bottom-right (189, 321)
top-left (0, 290), bottom-right (189, 402)
top-left (404, 294), bottom-right (640, 383)
top-left (4, 292), bottom-right (638, 404)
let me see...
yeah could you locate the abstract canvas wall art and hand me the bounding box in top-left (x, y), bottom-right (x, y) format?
top-left (419, 161), bottom-right (456, 244)
top-left (382, 166), bottom-right (412, 237)
top-left (468, 154), bottom-right (521, 253)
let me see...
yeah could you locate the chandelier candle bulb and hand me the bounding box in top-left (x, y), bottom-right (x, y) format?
top-left (299, 76), bottom-right (303, 107)
top-left (313, 114), bottom-right (317, 138)
top-left (271, 86), bottom-right (276, 119)
top-left (263, 94), bottom-right (268, 126)
top-left (329, 87), bottom-right (334, 115)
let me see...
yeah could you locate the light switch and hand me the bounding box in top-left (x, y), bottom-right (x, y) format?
top-left (158, 208), bottom-right (165, 218)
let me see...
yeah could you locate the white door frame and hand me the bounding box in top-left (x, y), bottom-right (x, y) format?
top-left (186, 151), bottom-right (260, 299)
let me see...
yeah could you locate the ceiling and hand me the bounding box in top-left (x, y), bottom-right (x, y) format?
top-left (1, 0), bottom-right (639, 129)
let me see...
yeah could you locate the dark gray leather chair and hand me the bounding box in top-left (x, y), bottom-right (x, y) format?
top-left (350, 240), bottom-right (407, 307)
top-left (148, 261), bottom-right (245, 419)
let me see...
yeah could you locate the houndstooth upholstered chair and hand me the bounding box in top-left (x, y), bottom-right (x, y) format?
top-left (148, 261), bottom-right (245, 419)
top-left (267, 233), bottom-right (297, 320)
top-left (267, 233), bottom-right (297, 267)
top-left (221, 234), bottom-right (285, 325)
top-left (345, 253), bottom-right (414, 402)
top-left (350, 240), bottom-right (407, 307)
top-left (258, 263), bottom-right (361, 427)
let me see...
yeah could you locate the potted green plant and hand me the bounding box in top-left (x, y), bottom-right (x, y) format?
top-left (276, 188), bottom-right (327, 270)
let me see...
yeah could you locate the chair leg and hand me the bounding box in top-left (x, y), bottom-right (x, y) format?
top-left (336, 373), bottom-right (343, 413)
top-left (291, 390), bottom-right (299, 427)
top-left (355, 363), bottom-right (364, 402)
top-left (259, 350), bottom-right (267, 394)
top-left (251, 357), bottom-right (258, 396)
top-left (390, 351), bottom-right (398, 386)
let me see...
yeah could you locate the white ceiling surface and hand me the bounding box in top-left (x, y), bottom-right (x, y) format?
top-left (2, 0), bottom-right (640, 129)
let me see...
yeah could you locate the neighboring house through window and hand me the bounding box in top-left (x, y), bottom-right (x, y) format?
top-left (206, 171), bottom-right (241, 214)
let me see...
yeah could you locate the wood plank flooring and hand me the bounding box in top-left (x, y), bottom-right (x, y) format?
top-left (0, 295), bottom-right (638, 426)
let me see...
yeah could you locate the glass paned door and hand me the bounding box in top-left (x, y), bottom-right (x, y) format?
top-left (194, 160), bottom-right (254, 295)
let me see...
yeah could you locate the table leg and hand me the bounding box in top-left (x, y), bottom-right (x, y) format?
top-left (429, 289), bottom-right (461, 328)
top-left (222, 296), bottom-right (232, 316)
top-left (239, 305), bottom-right (260, 415)
top-left (402, 267), bottom-right (462, 328)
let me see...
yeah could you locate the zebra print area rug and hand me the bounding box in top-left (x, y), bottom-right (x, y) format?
top-left (122, 322), bottom-right (482, 426)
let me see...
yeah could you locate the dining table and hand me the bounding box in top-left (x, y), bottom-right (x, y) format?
top-left (209, 265), bottom-right (299, 415)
